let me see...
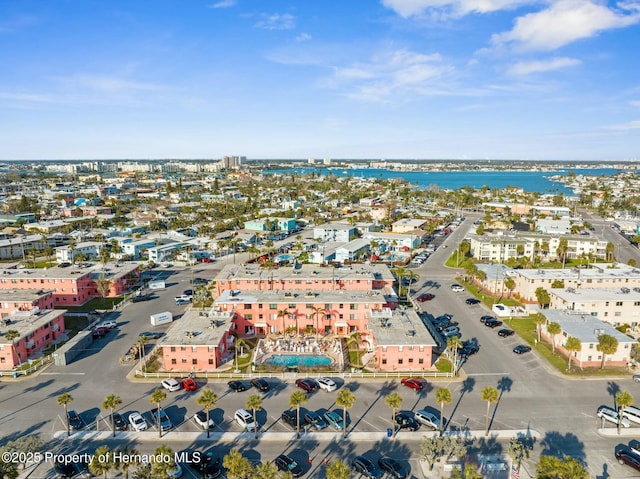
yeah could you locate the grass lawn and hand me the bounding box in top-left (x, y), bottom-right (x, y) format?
top-left (60, 297), bottom-right (122, 311)
top-left (63, 316), bottom-right (92, 338)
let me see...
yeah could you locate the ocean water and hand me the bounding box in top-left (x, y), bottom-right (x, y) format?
top-left (264, 167), bottom-right (623, 194)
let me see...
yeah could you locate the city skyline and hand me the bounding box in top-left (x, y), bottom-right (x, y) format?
top-left (1, 0), bottom-right (639, 161)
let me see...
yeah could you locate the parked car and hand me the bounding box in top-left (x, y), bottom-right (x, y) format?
top-left (634, 375), bottom-right (640, 383)
top-left (484, 319), bottom-right (503, 328)
top-left (597, 406), bottom-right (631, 428)
top-left (67, 410), bottom-right (84, 430)
top-left (616, 449), bottom-right (640, 471)
top-left (378, 457), bottom-right (407, 479)
top-left (54, 460), bottom-right (76, 479)
top-left (323, 410), bottom-right (344, 431)
top-left (498, 328), bottom-right (515, 337)
top-left (193, 411), bottom-right (215, 429)
top-left (161, 378), bottom-right (182, 392)
top-left (513, 345), bottom-right (532, 355)
top-left (228, 380), bottom-right (249, 392)
top-left (436, 321), bottom-right (459, 332)
top-left (394, 412), bottom-right (420, 431)
top-left (441, 325), bottom-right (461, 335)
top-left (129, 411), bottom-right (148, 431)
top-left (139, 331), bottom-right (163, 340)
top-left (182, 378), bottom-right (197, 391)
top-left (450, 284), bottom-right (464, 292)
top-left (304, 410), bottom-right (328, 430)
top-left (480, 315), bottom-right (495, 323)
top-left (281, 409), bottom-right (306, 430)
top-left (234, 409), bottom-right (257, 432)
top-left (132, 294), bottom-right (153, 303)
top-left (443, 330), bottom-right (462, 340)
top-left (151, 407), bottom-right (174, 431)
top-left (109, 412), bottom-right (128, 431)
top-left (465, 298), bottom-right (480, 304)
top-left (459, 340), bottom-right (479, 357)
top-left (415, 410), bottom-right (442, 430)
top-left (417, 293), bottom-right (435, 302)
top-left (97, 320), bottom-right (117, 329)
top-left (351, 456), bottom-right (383, 479)
top-left (250, 378), bottom-right (270, 392)
top-left (316, 377), bottom-right (337, 392)
top-left (295, 378), bottom-right (318, 393)
top-left (192, 277), bottom-right (209, 285)
top-left (400, 378), bottom-right (424, 391)
top-left (193, 451), bottom-right (222, 479)
top-left (91, 327), bottom-right (108, 338)
top-left (275, 454), bottom-right (304, 477)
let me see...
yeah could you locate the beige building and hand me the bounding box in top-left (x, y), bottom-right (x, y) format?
top-left (391, 218), bottom-right (428, 233)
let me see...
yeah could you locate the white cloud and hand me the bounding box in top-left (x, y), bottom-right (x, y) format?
top-left (296, 33), bottom-right (312, 42)
top-left (492, 0), bottom-right (640, 51)
top-left (604, 120), bottom-right (640, 131)
top-left (630, 100), bottom-right (640, 108)
top-left (507, 56), bottom-right (581, 75)
top-left (254, 13), bottom-right (295, 30)
top-left (208, 0), bottom-right (236, 8)
top-left (57, 74), bottom-right (165, 94)
top-left (380, 0), bottom-right (533, 18)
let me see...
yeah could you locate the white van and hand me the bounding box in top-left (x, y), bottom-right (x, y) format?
top-left (622, 405), bottom-right (640, 424)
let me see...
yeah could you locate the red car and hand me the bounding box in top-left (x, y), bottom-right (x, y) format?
top-left (417, 293), bottom-right (435, 302)
top-left (295, 378), bottom-right (318, 393)
top-left (401, 378), bottom-right (424, 391)
top-left (182, 378), bottom-right (198, 391)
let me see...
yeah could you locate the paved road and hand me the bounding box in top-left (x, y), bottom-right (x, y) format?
top-left (2, 225), bottom-right (640, 478)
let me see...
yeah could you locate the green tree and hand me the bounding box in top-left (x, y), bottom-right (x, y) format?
top-left (223, 449), bottom-right (255, 479)
top-left (57, 392), bottom-right (74, 437)
top-left (102, 393), bottom-right (123, 438)
top-left (535, 287), bottom-right (550, 309)
top-left (288, 390), bottom-right (308, 439)
top-left (536, 455), bottom-right (588, 479)
top-left (597, 334), bottom-right (619, 369)
top-left (605, 241), bottom-right (615, 262)
top-left (196, 387), bottom-right (218, 439)
top-left (246, 394), bottom-right (263, 439)
top-left (336, 388), bottom-right (355, 439)
top-left (325, 459), bottom-right (351, 479)
top-left (254, 461), bottom-right (279, 479)
top-left (385, 391), bottom-right (403, 438)
top-left (435, 387), bottom-right (452, 436)
top-left (507, 438), bottom-right (530, 475)
top-left (152, 445), bottom-right (177, 479)
top-left (503, 276), bottom-right (516, 298)
top-left (480, 386), bottom-right (499, 436)
top-left (616, 391), bottom-right (634, 435)
top-left (277, 308), bottom-right (289, 334)
top-left (149, 388), bottom-right (167, 438)
top-left (419, 436), bottom-right (444, 470)
top-left (447, 335), bottom-right (463, 375)
top-left (564, 336), bottom-right (582, 371)
top-left (550, 279), bottom-right (565, 288)
top-left (556, 238), bottom-right (569, 268)
top-left (115, 445), bottom-right (138, 479)
top-left (547, 322), bottom-right (561, 353)
top-left (89, 446), bottom-right (113, 478)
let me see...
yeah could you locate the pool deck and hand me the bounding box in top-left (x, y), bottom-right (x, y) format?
top-left (254, 337), bottom-right (344, 369)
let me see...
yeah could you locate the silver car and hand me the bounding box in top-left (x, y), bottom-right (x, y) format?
top-left (597, 406), bottom-right (630, 428)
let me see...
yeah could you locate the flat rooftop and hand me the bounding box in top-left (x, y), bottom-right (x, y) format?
top-left (367, 308), bottom-right (437, 347)
top-left (543, 309), bottom-right (633, 344)
top-left (214, 287), bottom-right (394, 305)
top-left (0, 309), bottom-right (66, 343)
top-left (517, 263), bottom-right (640, 281)
top-left (551, 287), bottom-right (640, 303)
top-left (0, 289), bottom-right (53, 302)
top-left (159, 308), bottom-right (233, 347)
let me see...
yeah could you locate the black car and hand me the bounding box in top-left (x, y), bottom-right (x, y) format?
top-left (513, 345), bottom-right (532, 354)
top-left (394, 412), bottom-right (420, 431)
top-left (67, 410), bottom-right (84, 430)
top-left (304, 410), bottom-right (328, 430)
top-left (109, 412), bottom-right (128, 431)
top-left (54, 460), bottom-right (76, 479)
top-left (139, 331), bottom-right (163, 340)
top-left (250, 378), bottom-right (270, 392)
top-left (434, 314), bottom-right (452, 324)
top-left (378, 457), bottom-right (407, 479)
top-left (480, 315), bottom-right (495, 323)
top-left (228, 380), bottom-right (249, 392)
top-left (484, 319), bottom-right (503, 328)
top-left (275, 454), bottom-right (304, 477)
top-left (132, 294), bottom-right (153, 302)
top-left (436, 321), bottom-right (459, 332)
top-left (281, 409), bottom-right (307, 429)
top-left (295, 378), bottom-right (318, 393)
top-left (190, 450), bottom-right (223, 479)
top-left (497, 328), bottom-right (515, 337)
top-left (459, 341), bottom-right (479, 357)
top-left (352, 456), bottom-right (383, 479)
top-left (465, 298), bottom-right (481, 305)
top-left (616, 450), bottom-right (640, 472)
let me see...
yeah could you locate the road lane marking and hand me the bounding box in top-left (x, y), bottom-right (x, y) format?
top-left (41, 372), bottom-right (86, 375)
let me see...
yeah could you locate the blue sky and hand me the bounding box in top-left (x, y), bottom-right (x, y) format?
top-left (1, 0), bottom-right (639, 161)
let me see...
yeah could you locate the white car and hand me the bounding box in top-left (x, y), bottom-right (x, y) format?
top-left (415, 410), bottom-right (442, 430)
top-left (597, 406), bottom-right (630, 428)
top-left (234, 409), bottom-right (257, 432)
top-left (161, 378), bottom-right (182, 392)
top-left (97, 320), bottom-right (117, 329)
top-left (450, 284), bottom-right (464, 292)
top-left (316, 377), bottom-right (337, 392)
top-left (128, 412), bottom-right (148, 431)
top-left (193, 411), bottom-right (215, 429)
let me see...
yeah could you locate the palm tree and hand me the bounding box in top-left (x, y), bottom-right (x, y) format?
top-left (325, 459), bottom-right (351, 479)
top-left (336, 388), bottom-right (355, 439)
top-left (196, 388), bottom-right (218, 439)
top-left (89, 445), bottom-right (113, 478)
top-left (116, 445), bottom-right (139, 479)
top-left (564, 337), bottom-right (582, 371)
top-left (288, 390), bottom-right (308, 439)
top-left (312, 305), bottom-right (326, 337)
top-left (480, 386), bottom-right (499, 436)
top-left (102, 393), bottom-right (122, 438)
top-left (616, 391), bottom-right (634, 435)
top-left (68, 240), bottom-right (77, 264)
top-left (533, 314), bottom-right (547, 342)
top-left (137, 335), bottom-right (148, 370)
top-left (556, 238), bottom-right (569, 268)
top-left (597, 334), bottom-right (619, 369)
top-left (503, 276), bottom-right (516, 298)
top-left (151, 445), bottom-right (176, 479)
top-left (447, 335), bottom-right (463, 375)
top-left (385, 392), bottom-right (403, 438)
top-left (506, 438), bottom-right (530, 477)
top-left (223, 449), bottom-right (255, 479)
top-left (254, 461), bottom-right (279, 479)
top-left (435, 387), bottom-right (452, 436)
top-left (246, 394), bottom-right (263, 439)
top-left (57, 392), bottom-right (74, 437)
top-left (234, 337), bottom-right (246, 372)
top-left (149, 388), bottom-right (167, 438)
top-left (277, 308), bottom-right (289, 334)
top-left (547, 322), bottom-right (561, 353)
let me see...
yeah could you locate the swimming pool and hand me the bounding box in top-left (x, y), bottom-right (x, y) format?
top-left (274, 254), bottom-right (295, 263)
top-left (263, 354), bottom-right (333, 367)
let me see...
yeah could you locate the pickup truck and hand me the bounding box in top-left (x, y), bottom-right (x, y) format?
top-left (174, 294), bottom-right (192, 304)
